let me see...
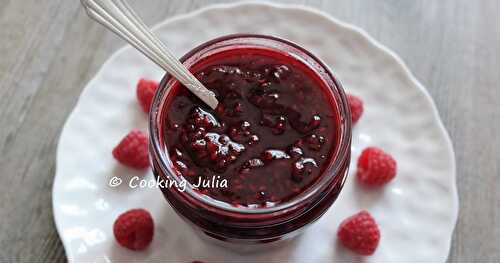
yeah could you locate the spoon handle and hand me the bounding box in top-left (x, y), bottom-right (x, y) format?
top-left (81, 0), bottom-right (218, 109)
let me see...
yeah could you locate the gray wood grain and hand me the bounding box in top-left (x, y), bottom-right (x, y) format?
top-left (0, 0), bottom-right (498, 262)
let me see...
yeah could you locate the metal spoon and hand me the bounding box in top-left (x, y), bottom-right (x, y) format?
top-left (80, 0), bottom-right (219, 109)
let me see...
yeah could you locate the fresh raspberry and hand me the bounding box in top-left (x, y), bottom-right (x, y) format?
top-left (337, 210), bottom-right (380, 255)
top-left (113, 208), bottom-right (154, 250)
top-left (136, 78), bottom-right (159, 113)
top-left (356, 147), bottom-right (397, 185)
top-left (112, 129), bottom-right (150, 169)
top-left (347, 94), bottom-right (363, 124)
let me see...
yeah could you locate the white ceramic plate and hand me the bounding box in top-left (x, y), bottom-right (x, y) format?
top-left (53, 2), bottom-right (458, 263)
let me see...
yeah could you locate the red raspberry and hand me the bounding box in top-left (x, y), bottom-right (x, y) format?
top-left (136, 78), bottom-right (159, 113)
top-left (112, 129), bottom-right (150, 169)
top-left (113, 209), bottom-right (154, 250)
top-left (337, 210), bottom-right (380, 255)
top-left (347, 94), bottom-right (363, 124)
top-left (356, 147), bottom-right (397, 185)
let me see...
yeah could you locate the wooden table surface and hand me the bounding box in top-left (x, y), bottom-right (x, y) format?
top-left (0, 0), bottom-right (499, 262)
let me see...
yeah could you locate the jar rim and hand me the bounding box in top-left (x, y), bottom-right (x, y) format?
top-left (149, 34), bottom-right (352, 215)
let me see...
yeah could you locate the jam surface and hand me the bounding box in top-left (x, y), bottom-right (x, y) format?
top-left (163, 49), bottom-right (339, 207)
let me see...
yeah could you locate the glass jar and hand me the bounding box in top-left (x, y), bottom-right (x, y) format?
top-left (149, 34), bottom-right (351, 247)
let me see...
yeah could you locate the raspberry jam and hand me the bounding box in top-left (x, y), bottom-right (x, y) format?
top-left (164, 51), bottom-right (338, 207)
top-left (150, 35), bottom-right (351, 245)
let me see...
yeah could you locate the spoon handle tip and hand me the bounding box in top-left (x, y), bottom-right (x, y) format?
top-left (81, 0), bottom-right (219, 109)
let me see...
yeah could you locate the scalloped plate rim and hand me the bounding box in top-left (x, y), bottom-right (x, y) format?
top-left (52, 2), bottom-right (458, 262)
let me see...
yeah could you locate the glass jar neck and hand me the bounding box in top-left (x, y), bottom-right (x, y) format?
top-left (149, 34), bottom-right (352, 217)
